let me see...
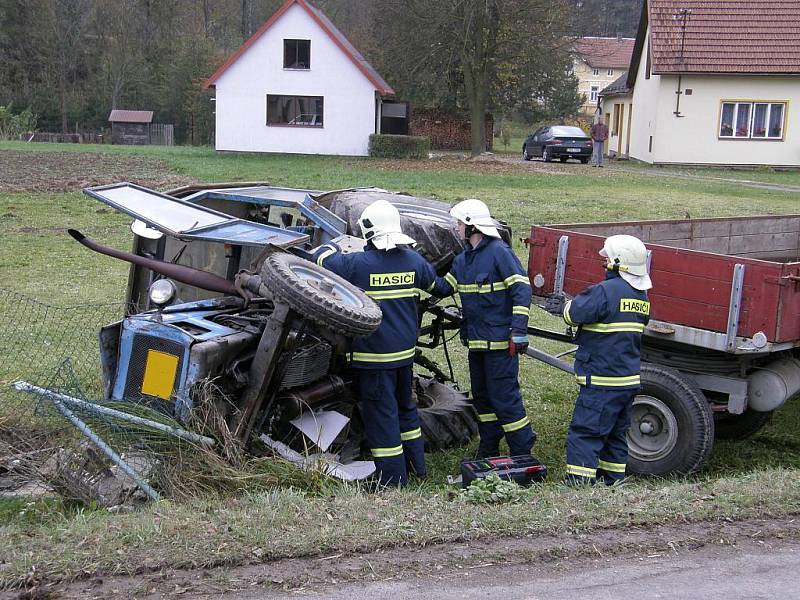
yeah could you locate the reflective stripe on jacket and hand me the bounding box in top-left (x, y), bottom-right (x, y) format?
top-left (432, 237), bottom-right (531, 351)
top-left (564, 271), bottom-right (649, 389)
top-left (313, 243), bottom-right (436, 369)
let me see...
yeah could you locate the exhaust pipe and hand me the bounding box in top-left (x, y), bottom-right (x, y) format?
top-left (67, 229), bottom-right (238, 296)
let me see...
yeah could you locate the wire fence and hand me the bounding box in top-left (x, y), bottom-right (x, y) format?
top-left (0, 289), bottom-right (178, 506)
top-left (0, 289), bottom-right (319, 506)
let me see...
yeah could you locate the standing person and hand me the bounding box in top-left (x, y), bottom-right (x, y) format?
top-left (590, 114), bottom-right (609, 167)
top-left (314, 200), bottom-right (438, 487)
top-left (433, 199), bottom-right (536, 458)
top-left (545, 235), bottom-right (652, 485)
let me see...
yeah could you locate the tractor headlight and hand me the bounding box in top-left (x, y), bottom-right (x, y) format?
top-left (149, 279), bottom-right (177, 307)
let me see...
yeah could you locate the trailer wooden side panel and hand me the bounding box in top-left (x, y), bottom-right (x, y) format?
top-left (528, 224), bottom-right (794, 343)
top-left (778, 262), bottom-right (800, 341)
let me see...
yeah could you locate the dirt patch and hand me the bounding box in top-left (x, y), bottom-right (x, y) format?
top-left (0, 150), bottom-right (195, 193)
top-left (335, 153), bottom-right (583, 177)
top-left (11, 515), bottom-right (799, 599)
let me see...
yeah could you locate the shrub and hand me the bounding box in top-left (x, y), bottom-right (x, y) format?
top-left (369, 134), bottom-right (431, 159)
top-left (0, 105), bottom-right (38, 140)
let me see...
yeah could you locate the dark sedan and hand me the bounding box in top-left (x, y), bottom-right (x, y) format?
top-left (523, 125), bottom-right (593, 163)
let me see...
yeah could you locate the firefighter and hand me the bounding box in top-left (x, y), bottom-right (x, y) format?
top-left (433, 199), bottom-right (536, 458)
top-left (313, 200), bottom-right (439, 487)
top-left (545, 234), bottom-right (652, 485)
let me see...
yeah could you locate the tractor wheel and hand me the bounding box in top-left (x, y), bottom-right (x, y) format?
top-left (415, 376), bottom-right (478, 451)
top-left (317, 190), bottom-right (465, 274)
top-left (713, 409), bottom-right (773, 440)
top-left (627, 363), bottom-right (715, 476)
top-left (259, 252), bottom-right (381, 337)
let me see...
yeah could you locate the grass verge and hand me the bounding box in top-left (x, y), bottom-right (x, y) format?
top-left (1, 467), bottom-right (799, 589)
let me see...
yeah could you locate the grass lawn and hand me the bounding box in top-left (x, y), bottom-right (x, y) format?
top-left (1, 141), bottom-right (799, 588)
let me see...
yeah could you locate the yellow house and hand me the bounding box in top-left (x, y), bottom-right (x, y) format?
top-left (603, 0), bottom-right (800, 167)
top-left (573, 37), bottom-right (635, 114)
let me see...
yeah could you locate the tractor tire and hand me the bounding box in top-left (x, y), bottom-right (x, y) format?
top-left (259, 252), bottom-right (382, 337)
top-left (414, 376), bottom-right (478, 451)
top-left (316, 190), bottom-right (465, 274)
top-left (627, 363), bottom-right (715, 477)
top-left (713, 409), bottom-right (773, 440)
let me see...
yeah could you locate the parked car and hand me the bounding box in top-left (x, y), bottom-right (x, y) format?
top-left (522, 126), bottom-right (593, 164)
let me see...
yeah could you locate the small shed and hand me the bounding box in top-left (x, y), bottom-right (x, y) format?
top-left (108, 110), bottom-right (154, 145)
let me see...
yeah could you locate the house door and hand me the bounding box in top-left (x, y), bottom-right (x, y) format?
top-left (617, 104), bottom-right (624, 156)
top-left (625, 104), bottom-right (633, 155)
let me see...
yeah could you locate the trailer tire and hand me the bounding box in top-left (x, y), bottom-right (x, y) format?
top-left (415, 377), bottom-right (478, 451)
top-left (713, 409), bottom-right (773, 440)
top-left (259, 252), bottom-right (382, 337)
top-left (627, 364), bottom-right (714, 477)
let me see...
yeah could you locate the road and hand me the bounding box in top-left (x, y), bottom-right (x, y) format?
top-left (263, 537), bottom-right (800, 600)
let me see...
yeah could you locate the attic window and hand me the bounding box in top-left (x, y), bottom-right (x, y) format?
top-left (284, 39), bottom-right (310, 69)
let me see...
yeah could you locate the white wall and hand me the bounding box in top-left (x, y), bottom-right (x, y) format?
top-left (629, 31), bottom-right (660, 163)
top-left (214, 3), bottom-right (378, 156)
top-left (650, 75), bottom-right (800, 166)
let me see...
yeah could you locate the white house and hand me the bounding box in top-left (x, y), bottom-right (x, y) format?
top-left (600, 0), bottom-right (800, 167)
top-left (203, 0), bottom-right (395, 156)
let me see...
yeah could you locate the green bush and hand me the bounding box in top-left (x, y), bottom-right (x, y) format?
top-left (369, 134), bottom-right (431, 159)
top-left (0, 105), bottom-right (38, 140)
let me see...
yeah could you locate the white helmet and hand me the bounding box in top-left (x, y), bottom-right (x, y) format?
top-left (600, 234), bottom-right (652, 290)
top-left (449, 199), bottom-right (501, 239)
top-left (358, 199), bottom-right (416, 250)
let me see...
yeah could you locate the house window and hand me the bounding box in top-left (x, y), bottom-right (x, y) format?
top-left (607, 68), bottom-right (614, 76)
top-left (283, 39), bottom-right (310, 69)
top-left (267, 95), bottom-right (323, 127)
top-left (592, 68), bottom-right (600, 76)
top-left (590, 86), bottom-right (600, 103)
top-left (719, 101), bottom-right (786, 139)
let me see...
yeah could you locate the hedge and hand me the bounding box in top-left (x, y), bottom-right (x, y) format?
top-left (368, 134), bottom-right (431, 159)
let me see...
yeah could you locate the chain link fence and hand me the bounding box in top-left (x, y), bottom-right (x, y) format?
top-left (0, 289), bottom-right (183, 506)
top-left (0, 289), bottom-right (318, 506)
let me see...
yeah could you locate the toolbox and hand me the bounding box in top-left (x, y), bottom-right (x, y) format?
top-left (459, 455), bottom-right (547, 488)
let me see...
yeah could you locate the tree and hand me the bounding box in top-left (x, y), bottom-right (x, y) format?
top-left (377, 0), bottom-right (573, 156)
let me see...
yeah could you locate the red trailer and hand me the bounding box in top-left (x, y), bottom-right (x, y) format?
top-left (526, 214), bottom-right (800, 476)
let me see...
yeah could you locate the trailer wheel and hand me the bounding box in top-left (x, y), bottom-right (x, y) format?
top-left (627, 364), bottom-right (714, 476)
top-left (713, 409), bottom-right (773, 440)
top-left (259, 252), bottom-right (382, 337)
top-left (415, 377), bottom-right (478, 451)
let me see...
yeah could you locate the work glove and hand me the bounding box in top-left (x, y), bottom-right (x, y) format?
top-left (508, 334), bottom-right (529, 357)
top-left (544, 294), bottom-right (567, 316)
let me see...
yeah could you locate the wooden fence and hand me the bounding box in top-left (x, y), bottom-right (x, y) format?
top-left (150, 124), bottom-right (174, 146)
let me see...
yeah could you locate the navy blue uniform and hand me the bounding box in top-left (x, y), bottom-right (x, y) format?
top-left (562, 271), bottom-right (650, 484)
top-left (314, 242), bottom-right (437, 486)
top-left (433, 237), bottom-right (535, 457)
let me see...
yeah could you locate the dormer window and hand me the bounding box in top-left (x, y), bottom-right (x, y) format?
top-left (284, 39), bottom-right (310, 69)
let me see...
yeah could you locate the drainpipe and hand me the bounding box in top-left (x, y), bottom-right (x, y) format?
top-left (673, 75), bottom-right (685, 118)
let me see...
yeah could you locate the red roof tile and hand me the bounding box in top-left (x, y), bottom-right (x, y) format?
top-left (648, 0), bottom-right (800, 73)
top-left (108, 110), bottom-right (153, 124)
top-left (574, 37), bottom-right (636, 69)
top-left (204, 0), bottom-right (394, 96)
